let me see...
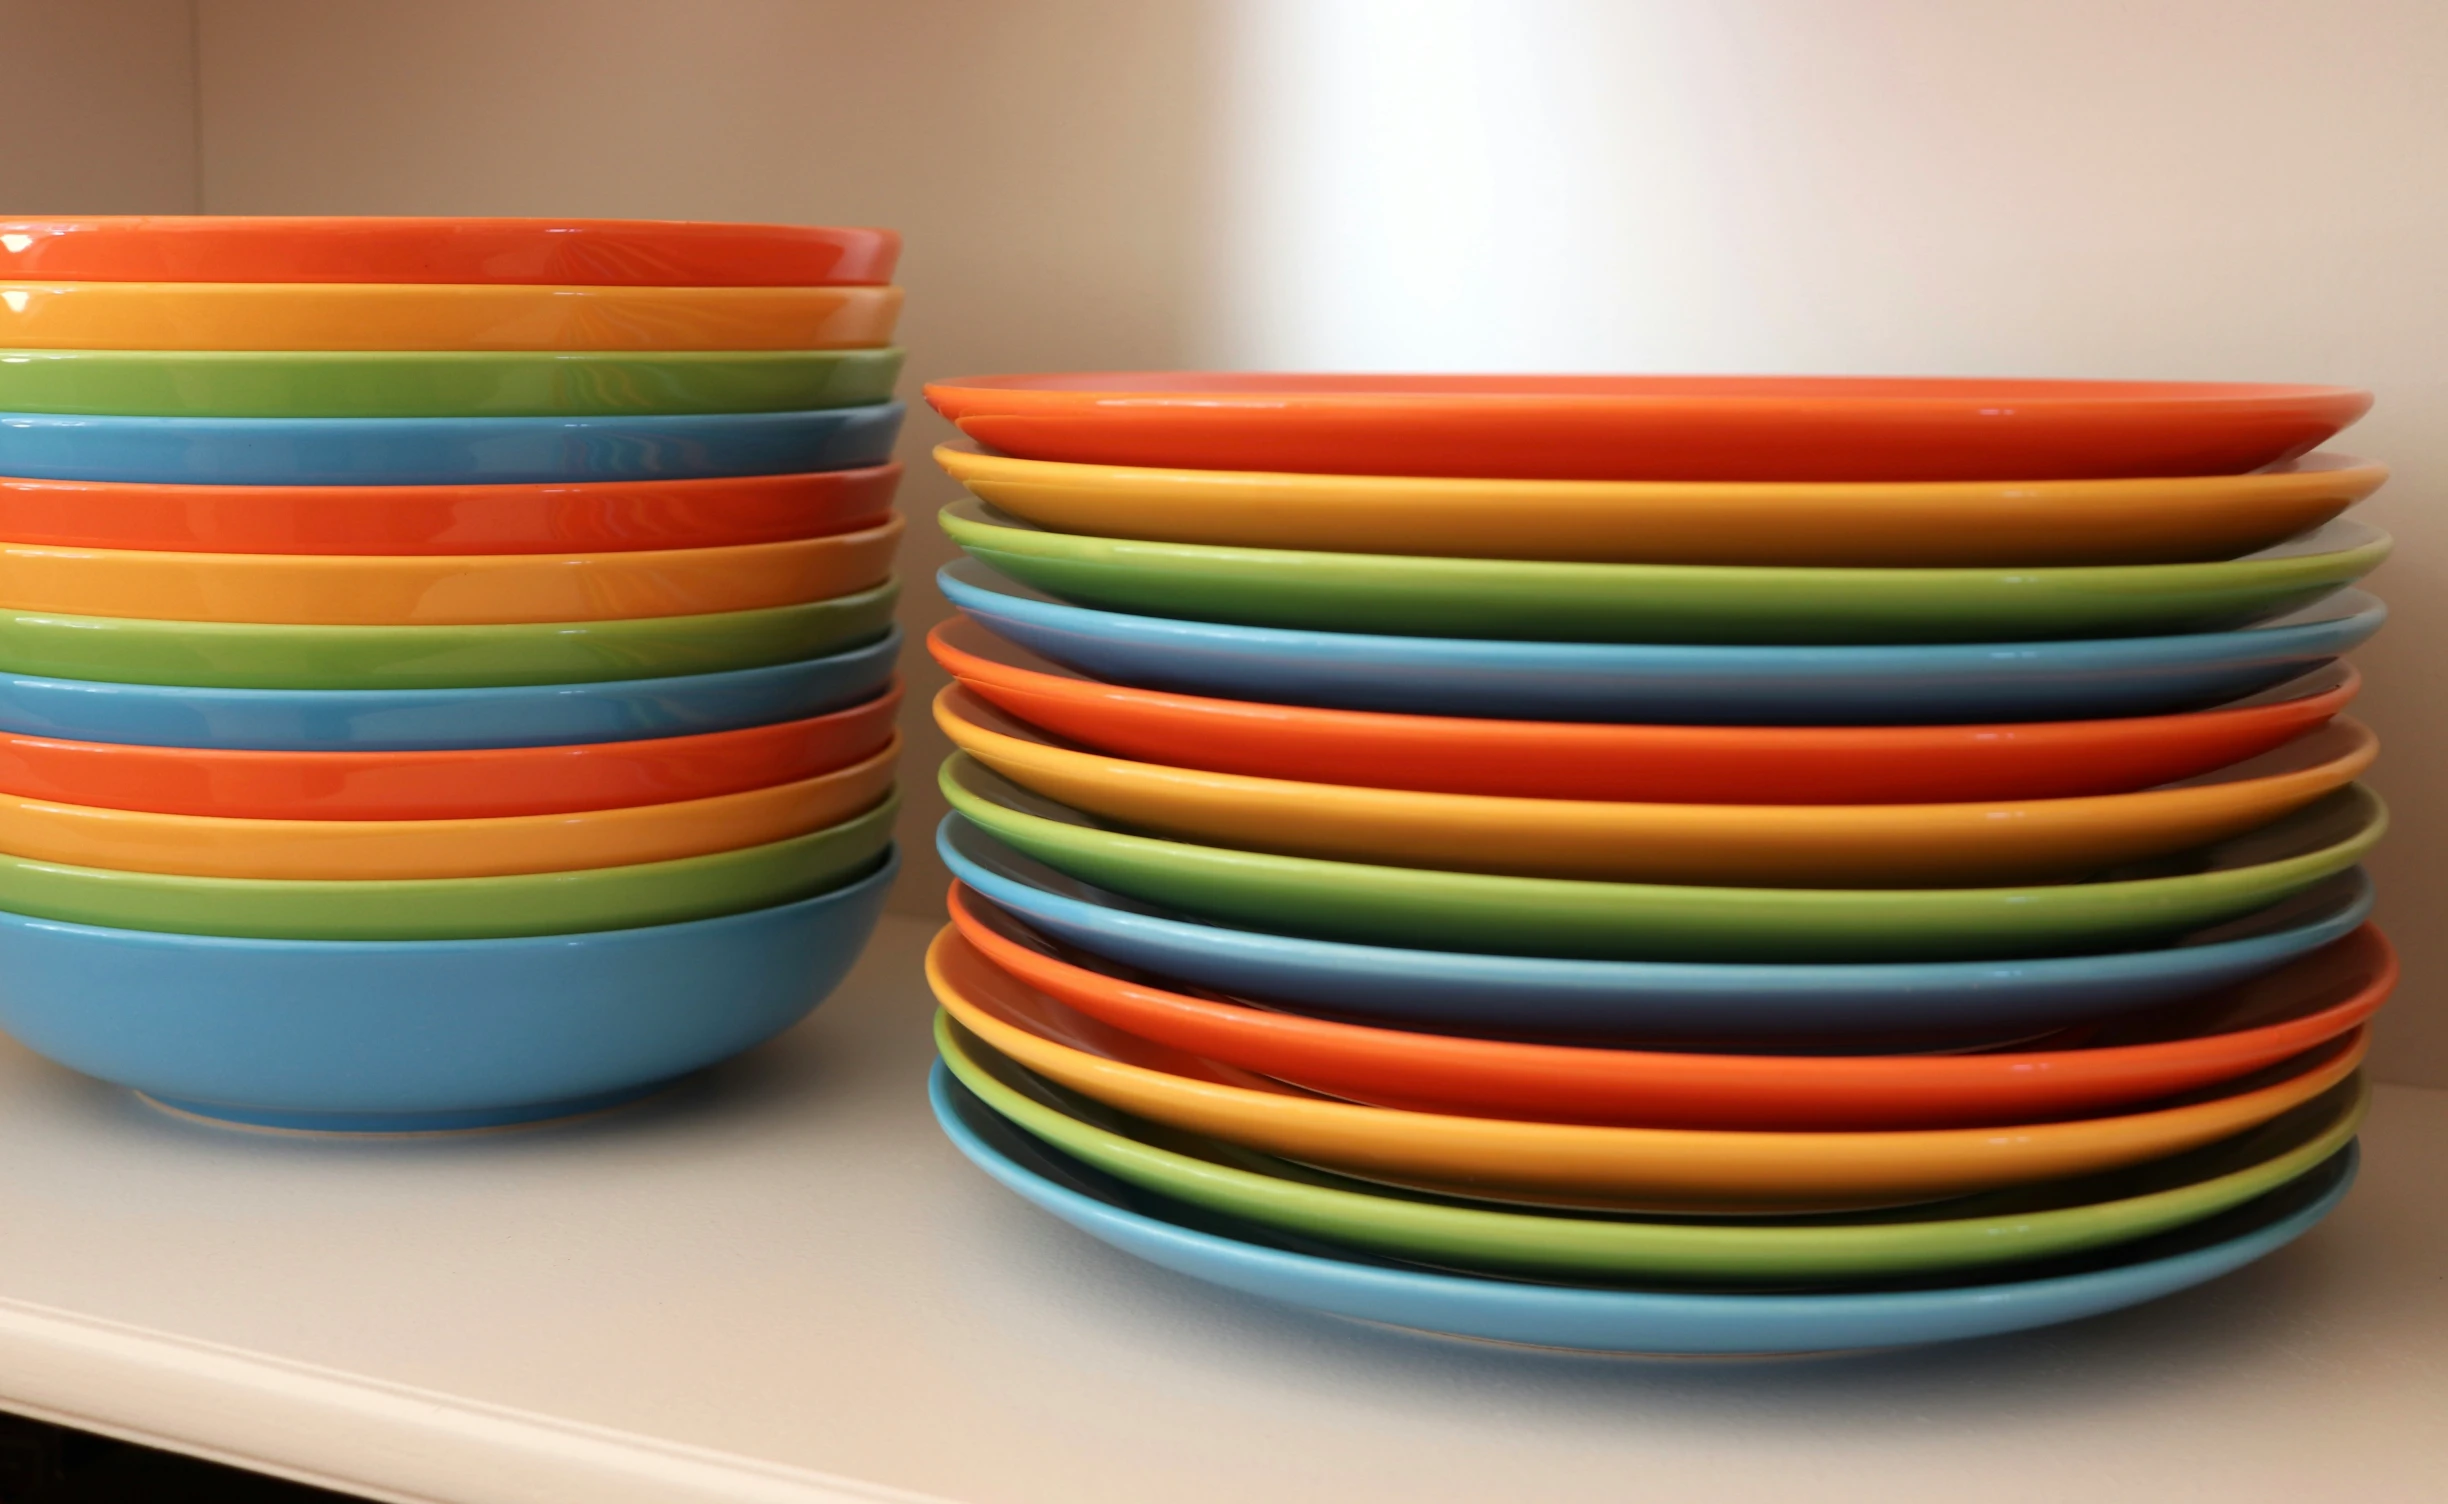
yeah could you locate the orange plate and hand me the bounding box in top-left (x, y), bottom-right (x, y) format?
top-left (927, 926), bottom-right (2368, 1209)
top-left (923, 373), bottom-right (2373, 483)
top-left (0, 466), bottom-right (900, 556)
top-left (0, 684), bottom-right (900, 821)
top-left (929, 618), bottom-right (2358, 804)
top-left (951, 882), bottom-right (2393, 1131)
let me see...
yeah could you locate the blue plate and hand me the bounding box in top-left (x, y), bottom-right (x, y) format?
top-left (939, 817), bottom-right (2374, 1046)
top-left (940, 558), bottom-right (2385, 726)
top-left (932, 1064), bottom-right (2356, 1354)
top-left (0, 626), bottom-right (897, 751)
top-left (0, 851), bottom-right (897, 1132)
top-left (0, 403), bottom-right (903, 485)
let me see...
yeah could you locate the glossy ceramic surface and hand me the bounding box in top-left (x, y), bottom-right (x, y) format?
top-left (0, 466), bottom-right (902, 556)
top-left (0, 855), bottom-right (897, 1132)
top-left (928, 928), bottom-right (2365, 1208)
top-left (0, 348), bottom-right (905, 418)
top-left (937, 443), bottom-right (2390, 568)
top-left (0, 218), bottom-right (900, 285)
top-left (0, 403), bottom-right (903, 486)
top-left (941, 821), bottom-right (2376, 1045)
top-left (942, 560), bottom-right (2386, 725)
top-left (952, 889), bottom-right (2392, 1130)
top-left (931, 621), bottom-right (2360, 804)
top-left (924, 373), bottom-right (2371, 483)
top-left (941, 1015), bottom-right (2367, 1284)
top-left (0, 520), bottom-right (900, 627)
top-left (0, 790), bottom-right (896, 942)
top-left (0, 577), bottom-right (895, 691)
top-left (0, 626), bottom-right (898, 752)
top-left (0, 282), bottom-right (902, 351)
top-left (943, 500), bottom-right (2388, 645)
top-left (933, 1064), bottom-right (2357, 1354)
top-left (0, 683), bottom-right (899, 820)
top-left (942, 759), bottom-right (2384, 962)
top-left (937, 686), bottom-right (2371, 887)
top-left (944, 759), bottom-right (2379, 960)
top-left (0, 739), bottom-right (893, 880)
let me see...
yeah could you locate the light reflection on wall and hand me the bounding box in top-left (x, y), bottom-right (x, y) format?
top-left (1207, 0), bottom-right (1732, 373)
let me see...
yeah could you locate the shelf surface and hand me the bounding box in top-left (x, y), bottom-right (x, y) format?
top-left (0, 913), bottom-right (2438, 1503)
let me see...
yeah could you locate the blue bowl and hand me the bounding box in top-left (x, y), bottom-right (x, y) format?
top-left (939, 816), bottom-right (2374, 1045)
top-left (933, 1064), bottom-right (2356, 1355)
top-left (940, 559), bottom-right (2385, 725)
top-left (0, 403), bottom-right (903, 485)
top-left (0, 626), bottom-right (898, 751)
top-left (0, 851), bottom-right (897, 1131)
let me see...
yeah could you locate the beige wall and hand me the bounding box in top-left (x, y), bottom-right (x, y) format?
top-left (0, 0), bottom-right (198, 212)
top-left (8, 0), bottom-right (2447, 1084)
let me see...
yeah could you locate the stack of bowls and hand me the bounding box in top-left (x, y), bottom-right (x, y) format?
top-left (916, 372), bottom-right (2393, 1355)
top-left (0, 216), bottom-right (909, 1131)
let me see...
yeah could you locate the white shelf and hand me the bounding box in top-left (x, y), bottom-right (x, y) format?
top-left (0, 913), bottom-right (2438, 1503)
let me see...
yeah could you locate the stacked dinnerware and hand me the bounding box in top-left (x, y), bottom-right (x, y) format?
top-left (0, 216), bottom-right (908, 1131)
top-left (916, 372), bottom-right (2392, 1355)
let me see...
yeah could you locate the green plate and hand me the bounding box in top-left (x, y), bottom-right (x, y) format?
top-left (942, 755), bottom-right (2384, 962)
top-left (938, 1012), bottom-right (2368, 1286)
top-left (0, 788), bottom-right (897, 940)
top-left (0, 348), bottom-right (905, 418)
top-left (0, 578), bottom-right (897, 689)
top-left (941, 500), bottom-right (2391, 645)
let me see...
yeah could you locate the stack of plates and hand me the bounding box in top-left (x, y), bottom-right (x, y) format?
top-left (917, 372), bottom-right (2392, 1354)
top-left (0, 216), bottom-right (909, 1132)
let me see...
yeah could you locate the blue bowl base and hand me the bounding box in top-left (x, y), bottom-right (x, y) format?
top-left (137, 1077), bottom-right (680, 1136)
top-left (1331, 1311), bottom-right (1887, 1361)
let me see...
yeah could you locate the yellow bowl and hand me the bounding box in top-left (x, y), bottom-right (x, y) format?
top-left (936, 444), bottom-right (2389, 569)
top-left (0, 738), bottom-right (896, 880)
top-left (0, 517), bottom-right (901, 626)
top-left (0, 282), bottom-right (903, 351)
top-left (933, 687), bottom-right (2375, 887)
top-left (928, 925), bottom-right (2366, 1210)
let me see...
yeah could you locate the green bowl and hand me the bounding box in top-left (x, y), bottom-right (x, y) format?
top-left (0, 348), bottom-right (905, 418)
top-left (938, 1013), bottom-right (2368, 1286)
top-left (0, 578), bottom-right (898, 689)
top-left (941, 755), bottom-right (2384, 962)
top-left (941, 500), bottom-right (2392, 645)
top-left (0, 788), bottom-right (897, 940)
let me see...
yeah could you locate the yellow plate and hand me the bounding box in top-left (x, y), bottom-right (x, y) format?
top-left (0, 518), bottom-right (901, 626)
top-left (933, 687), bottom-right (2375, 887)
top-left (928, 926), bottom-right (2367, 1210)
top-left (0, 740), bottom-right (896, 880)
top-left (937, 444), bottom-right (2389, 568)
top-left (0, 282), bottom-right (903, 351)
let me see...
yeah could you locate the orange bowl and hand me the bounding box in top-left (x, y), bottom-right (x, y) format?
top-left (0, 738), bottom-right (896, 880)
top-left (0, 466), bottom-right (900, 556)
top-left (0, 519), bottom-right (900, 626)
top-left (0, 684), bottom-right (900, 821)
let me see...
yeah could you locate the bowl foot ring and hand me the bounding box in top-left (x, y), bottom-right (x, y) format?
top-left (135, 1078), bottom-right (677, 1136)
